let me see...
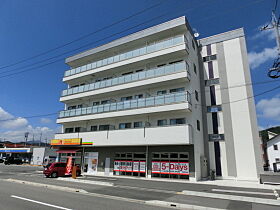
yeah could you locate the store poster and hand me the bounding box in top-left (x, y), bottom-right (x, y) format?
top-left (87, 152), bottom-right (98, 175)
top-left (139, 161), bottom-right (146, 173)
top-left (133, 161), bottom-right (139, 172)
top-left (65, 157), bottom-right (72, 175)
top-left (152, 162), bottom-right (189, 175)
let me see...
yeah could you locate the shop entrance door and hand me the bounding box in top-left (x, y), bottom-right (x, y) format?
top-left (104, 157), bottom-right (110, 176)
top-left (114, 152), bottom-right (146, 177)
top-left (151, 152), bottom-right (189, 179)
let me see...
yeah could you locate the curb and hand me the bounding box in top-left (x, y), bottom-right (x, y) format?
top-left (57, 177), bottom-right (114, 186)
top-left (4, 178), bottom-right (87, 193)
top-left (145, 200), bottom-right (225, 210)
top-left (182, 190), bottom-right (280, 206)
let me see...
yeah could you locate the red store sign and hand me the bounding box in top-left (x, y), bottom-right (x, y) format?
top-left (152, 161), bottom-right (189, 175)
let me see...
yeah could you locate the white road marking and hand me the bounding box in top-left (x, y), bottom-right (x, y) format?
top-left (212, 188), bottom-right (275, 196)
top-left (11, 195), bottom-right (72, 210)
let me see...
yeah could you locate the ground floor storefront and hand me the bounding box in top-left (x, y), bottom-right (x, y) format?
top-left (55, 145), bottom-right (195, 180)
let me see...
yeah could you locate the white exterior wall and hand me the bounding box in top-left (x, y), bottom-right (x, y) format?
top-left (222, 38), bottom-right (259, 180)
top-left (267, 136), bottom-right (280, 171)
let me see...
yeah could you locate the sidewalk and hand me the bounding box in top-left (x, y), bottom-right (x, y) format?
top-left (73, 173), bottom-right (280, 190)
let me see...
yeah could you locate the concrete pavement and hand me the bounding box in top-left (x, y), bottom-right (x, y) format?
top-left (1, 164), bottom-right (280, 209)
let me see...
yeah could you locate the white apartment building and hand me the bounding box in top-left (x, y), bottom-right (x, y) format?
top-left (267, 135), bottom-right (280, 171)
top-left (53, 16), bottom-right (262, 181)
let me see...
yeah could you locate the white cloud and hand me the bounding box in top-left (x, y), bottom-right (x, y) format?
top-left (0, 107), bottom-right (57, 142)
top-left (248, 47), bottom-right (277, 69)
top-left (256, 96), bottom-right (280, 121)
top-left (0, 107), bottom-right (28, 129)
top-left (251, 27), bottom-right (276, 41)
top-left (40, 118), bottom-right (52, 124)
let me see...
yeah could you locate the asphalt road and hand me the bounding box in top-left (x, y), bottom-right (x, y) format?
top-left (0, 164), bottom-right (279, 210)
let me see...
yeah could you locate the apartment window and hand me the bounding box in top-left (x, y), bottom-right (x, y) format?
top-left (119, 123), bottom-right (132, 129)
top-left (170, 118), bottom-right (186, 125)
top-left (67, 105), bottom-right (76, 110)
top-left (207, 105), bottom-right (222, 113)
top-left (121, 96), bottom-right (133, 101)
top-left (274, 145), bottom-right (278, 150)
top-left (203, 55), bottom-right (217, 62)
top-left (205, 78), bottom-right (220, 86)
top-left (158, 119), bottom-right (167, 126)
top-left (91, 126), bottom-right (98, 131)
top-left (99, 125), bottom-right (110, 131)
top-left (77, 104), bottom-right (83, 109)
top-left (93, 101), bottom-right (100, 106)
top-left (157, 64), bottom-right (166, 67)
top-left (74, 127), bottom-right (81, 132)
top-left (170, 87), bottom-right (185, 93)
top-left (65, 128), bottom-right (74, 133)
top-left (192, 40), bottom-right (196, 50)
top-left (134, 121), bottom-right (143, 128)
top-left (195, 90), bottom-right (199, 101)
top-left (135, 94), bottom-right (143, 99)
top-left (276, 158), bottom-right (280, 162)
top-left (101, 100), bottom-right (110, 104)
top-left (157, 90), bottom-right (167, 95)
top-left (122, 71), bottom-right (133, 76)
top-left (197, 120), bottom-right (200, 131)
top-left (193, 63), bottom-right (197, 74)
top-left (169, 60), bottom-right (183, 64)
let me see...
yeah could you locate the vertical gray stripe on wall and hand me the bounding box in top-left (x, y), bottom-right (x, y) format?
top-left (216, 42), bottom-right (237, 177)
top-left (239, 37), bottom-right (262, 175)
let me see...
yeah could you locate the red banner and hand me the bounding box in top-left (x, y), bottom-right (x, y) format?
top-left (65, 157), bottom-right (72, 175)
top-left (152, 161), bottom-right (189, 175)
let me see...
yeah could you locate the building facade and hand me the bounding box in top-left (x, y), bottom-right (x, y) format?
top-left (267, 135), bottom-right (280, 172)
top-left (53, 16), bottom-right (261, 181)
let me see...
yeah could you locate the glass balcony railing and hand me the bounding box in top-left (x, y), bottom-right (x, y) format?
top-left (59, 92), bottom-right (192, 118)
top-left (64, 35), bottom-right (186, 77)
top-left (62, 62), bottom-right (189, 97)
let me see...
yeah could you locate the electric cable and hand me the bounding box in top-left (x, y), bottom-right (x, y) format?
top-left (0, 0), bottom-right (166, 71)
top-left (0, 0), bottom-right (265, 78)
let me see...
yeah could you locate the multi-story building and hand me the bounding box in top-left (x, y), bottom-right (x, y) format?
top-left (53, 16), bottom-right (262, 181)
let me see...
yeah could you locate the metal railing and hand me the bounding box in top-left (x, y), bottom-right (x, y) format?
top-left (64, 35), bottom-right (186, 77)
top-left (59, 92), bottom-right (191, 118)
top-left (62, 62), bottom-right (189, 97)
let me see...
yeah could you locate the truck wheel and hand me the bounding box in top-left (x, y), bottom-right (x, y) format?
top-left (51, 172), bottom-right (58, 178)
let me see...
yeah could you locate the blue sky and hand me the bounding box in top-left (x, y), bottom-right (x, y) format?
top-left (0, 0), bottom-right (278, 142)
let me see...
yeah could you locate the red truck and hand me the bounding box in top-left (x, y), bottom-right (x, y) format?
top-left (43, 162), bottom-right (81, 178)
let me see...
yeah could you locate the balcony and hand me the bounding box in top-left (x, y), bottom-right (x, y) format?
top-left (63, 35), bottom-right (188, 82)
top-left (54, 124), bottom-right (193, 146)
top-left (61, 62), bottom-right (190, 100)
top-left (57, 92), bottom-right (192, 123)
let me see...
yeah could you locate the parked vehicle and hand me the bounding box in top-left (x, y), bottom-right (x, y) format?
top-left (43, 162), bottom-right (81, 178)
top-left (4, 157), bottom-right (23, 165)
top-left (0, 158), bottom-right (4, 163)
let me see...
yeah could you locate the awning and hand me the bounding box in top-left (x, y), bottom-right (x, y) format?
top-left (56, 149), bottom-right (80, 154)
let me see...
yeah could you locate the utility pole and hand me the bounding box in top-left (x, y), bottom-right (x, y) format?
top-left (24, 132), bottom-right (29, 147)
top-left (39, 132), bottom-right (42, 147)
top-left (261, 1), bottom-right (280, 78)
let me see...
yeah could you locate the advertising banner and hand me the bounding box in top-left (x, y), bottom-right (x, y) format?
top-left (152, 161), bottom-right (189, 175)
top-left (139, 161), bottom-right (146, 173)
top-left (65, 157), bottom-right (72, 175)
top-left (151, 162), bottom-right (161, 174)
top-left (133, 161), bottom-right (139, 172)
top-left (114, 160), bottom-right (146, 173)
top-left (126, 161), bottom-right (133, 172)
top-left (87, 152), bottom-right (98, 175)
top-left (51, 138), bottom-right (81, 146)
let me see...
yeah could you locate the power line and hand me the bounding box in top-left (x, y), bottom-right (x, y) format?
top-left (0, 0), bottom-right (212, 77)
top-left (0, 0), bottom-right (265, 79)
top-left (1, 78), bottom-right (279, 122)
top-left (0, 0), bottom-right (166, 71)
